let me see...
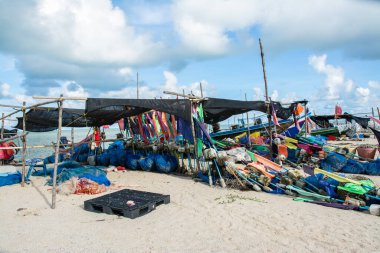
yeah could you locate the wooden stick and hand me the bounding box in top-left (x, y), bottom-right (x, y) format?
top-left (1, 113), bottom-right (4, 140)
top-left (52, 95), bottom-right (63, 209)
top-left (259, 38), bottom-right (273, 148)
top-left (377, 107), bottom-right (380, 120)
top-left (137, 72), bottom-right (139, 99)
top-left (199, 82), bottom-right (203, 97)
top-left (32, 96), bottom-right (87, 100)
top-left (21, 102), bottom-right (26, 187)
top-left (245, 93), bottom-right (251, 146)
top-left (71, 127), bottom-right (74, 155)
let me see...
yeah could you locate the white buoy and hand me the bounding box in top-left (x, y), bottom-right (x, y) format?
top-left (369, 204), bottom-right (380, 216)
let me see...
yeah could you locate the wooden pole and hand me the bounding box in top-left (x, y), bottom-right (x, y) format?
top-left (52, 95), bottom-right (63, 209)
top-left (304, 104), bottom-right (308, 137)
top-left (259, 38), bottom-right (273, 147)
top-left (372, 107), bottom-right (375, 117)
top-left (245, 93), bottom-right (251, 147)
top-left (199, 82), bottom-right (203, 98)
top-left (71, 127), bottom-right (74, 156)
top-left (21, 102), bottom-right (26, 187)
top-left (377, 107), bottom-right (380, 120)
top-left (1, 113), bottom-right (4, 140)
top-left (137, 72), bottom-right (139, 99)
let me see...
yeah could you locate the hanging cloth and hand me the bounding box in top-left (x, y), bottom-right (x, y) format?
top-left (156, 111), bottom-right (169, 141)
top-left (137, 115), bottom-right (149, 144)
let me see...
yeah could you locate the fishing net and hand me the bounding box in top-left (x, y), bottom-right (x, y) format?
top-left (0, 172), bottom-right (21, 187)
top-left (340, 159), bottom-right (366, 174)
top-left (364, 159), bottom-right (380, 175)
top-left (155, 154), bottom-right (178, 173)
top-left (125, 153), bottom-right (142, 170)
top-left (48, 161), bottom-right (109, 186)
top-left (139, 154), bottom-right (156, 171)
top-left (320, 153), bottom-right (347, 172)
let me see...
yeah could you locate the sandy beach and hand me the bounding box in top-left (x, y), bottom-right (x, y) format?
top-left (1, 167), bottom-right (380, 253)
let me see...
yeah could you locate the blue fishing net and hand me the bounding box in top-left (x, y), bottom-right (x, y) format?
top-left (47, 162), bottom-right (109, 186)
top-left (0, 172), bottom-right (21, 187)
top-left (340, 159), bottom-right (366, 174)
top-left (155, 154), bottom-right (178, 173)
top-left (364, 159), bottom-right (380, 175)
top-left (96, 153), bottom-right (110, 166)
top-left (139, 154), bottom-right (156, 171)
top-left (44, 154), bottom-right (65, 164)
top-left (125, 153), bottom-right (142, 170)
top-left (320, 152), bottom-right (347, 172)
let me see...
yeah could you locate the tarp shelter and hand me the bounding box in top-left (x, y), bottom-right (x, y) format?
top-left (14, 98), bottom-right (308, 132)
top-left (310, 113), bottom-right (370, 129)
top-left (15, 107), bottom-right (94, 132)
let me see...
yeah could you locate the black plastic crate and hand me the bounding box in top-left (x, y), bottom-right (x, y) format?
top-left (84, 189), bottom-right (170, 219)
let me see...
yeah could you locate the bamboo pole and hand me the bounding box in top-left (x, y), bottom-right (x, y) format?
top-left (259, 38), bottom-right (273, 147)
top-left (1, 113), bottom-right (4, 140)
top-left (136, 72), bottom-right (139, 99)
top-left (51, 95), bottom-right (63, 209)
top-left (377, 107), bottom-right (380, 120)
top-left (21, 102), bottom-right (26, 187)
top-left (245, 93), bottom-right (251, 147)
top-left (71, 127), bottom-right (74, 155)
top-left (199, 82), bottom-right (203, 98)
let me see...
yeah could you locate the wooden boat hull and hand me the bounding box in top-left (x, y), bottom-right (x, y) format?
top-left (210, 119), bottom-right (294, 140)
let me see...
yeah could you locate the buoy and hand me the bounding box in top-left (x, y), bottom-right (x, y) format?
top-left (369, 204), bottom-right (380, 216)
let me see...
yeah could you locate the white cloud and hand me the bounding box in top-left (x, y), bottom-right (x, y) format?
top-left (368, 80), bottom-right (380, 89)
top-left (309, 54), bottom-right (379, 113)
top-left (172, 0), bottom-right (380, 58)
top-left (253, 87), bottom-right (262, 100)
top-left (271, 90), bottom-right (279, 101)
top-left (100, 71), bottom-right (216, 99)
top-left (1, 83), bottom-right (11, 97)
top-left (308, 54), bottom-right (354, 100)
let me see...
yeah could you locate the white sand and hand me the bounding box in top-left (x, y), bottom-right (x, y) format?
top-left (1, 169), bottom-right (380, 253)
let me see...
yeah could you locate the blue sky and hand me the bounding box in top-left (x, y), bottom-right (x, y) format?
top-left (0, 0), bottom-right (379, 122)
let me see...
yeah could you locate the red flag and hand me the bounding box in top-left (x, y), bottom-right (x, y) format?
top-left (102, 125), bottom-right (110, 129)
top-left (272, 105), bottom-right (280, 126)
top-left (117, 118), bottom-right (125, 131)
top-left (335, 104), bottom-right (342, 118)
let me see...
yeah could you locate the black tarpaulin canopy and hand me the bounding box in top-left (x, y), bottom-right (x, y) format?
top-left (14, 107), bottom-right (93, 132)
top-left (202, 98), bottom-right (307, 124)
top-left (310, 113), bottom-right (370, 129)
top-left (85, 98), bottom-right (192, 125)
top-left (15, 98), bottom-right (308, 132)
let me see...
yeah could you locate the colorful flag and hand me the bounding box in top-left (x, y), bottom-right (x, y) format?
top-left (117, 118), bottom-right (124, 131)
top-left (102, 125), bottom-right (110, 129)
top-left (335, 104), bottom-right (342, 118)
top-left (272, 104), bottom-right (280, 126)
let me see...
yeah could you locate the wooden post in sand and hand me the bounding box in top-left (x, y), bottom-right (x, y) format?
top-left (21, 102), bottom-right (26, 187)
top-left (245, 93), bottom-right (251, 147)
top-left (52, 95), bottom-right (63, 209)
top-left (259, 38), bottom-right (273, 148)
top-left (1, 113), bottom-right (4, 140)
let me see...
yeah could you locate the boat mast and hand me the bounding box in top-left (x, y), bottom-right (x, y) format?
top-left (259, 38), bottom-right (273, 147)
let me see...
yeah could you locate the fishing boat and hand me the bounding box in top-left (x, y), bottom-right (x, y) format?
top-left (210, 118), bottom-right (294, 140)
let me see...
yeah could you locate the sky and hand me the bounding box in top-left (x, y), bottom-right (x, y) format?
top-left (0, 0), bottom-right (379, 125)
